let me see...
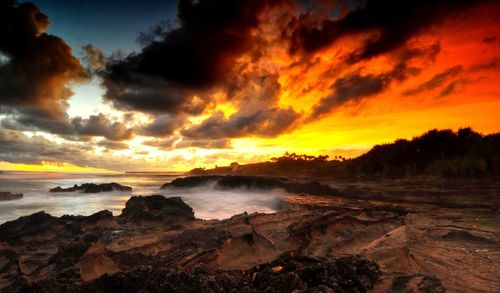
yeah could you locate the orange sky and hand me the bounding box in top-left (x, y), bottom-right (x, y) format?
top-left (1, 1), bottom-right (499, 173)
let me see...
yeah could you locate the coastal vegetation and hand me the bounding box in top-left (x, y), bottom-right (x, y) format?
top-left (190, 128), bottom-right (500, 179)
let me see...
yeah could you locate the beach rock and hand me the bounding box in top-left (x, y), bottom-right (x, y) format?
top-left (120, 195), bottom-right (195, 222)
top-left (0, 191), bottom-right (23, 201)
top-left (50, 183), bottom-right (132, 193)
top-left (0, 211), bottom-right (55, 241)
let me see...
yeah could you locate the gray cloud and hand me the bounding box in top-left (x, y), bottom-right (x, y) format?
top-left (307, 42), bottom-right (442, 121)
top-left (82, 44), bottom-right (106, 70)
top-left (72, 114), bottom-right (134, 141)
top-left (138, 114), bottom-right (186, 137)
top-left (176, 138), bottom-right (232, 149)
top-left (96, 139), bottom-right (129, 150)
top-left (402, 65), bottom-right (463, 96)
top-left (182, 108), bottom-right (299, 139)
top-left (182, 74), bottom-right (301, 139)
top-left (0, 1), bottom-right (88, 126)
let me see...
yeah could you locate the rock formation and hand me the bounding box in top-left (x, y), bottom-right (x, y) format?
top-left (1, 178), bottom-right (499, 292)
top-left (161, 175), bottom-right (341, 196)
top-left (120, 195), bottom-right (195, 222)
top-left (50, 183), bottom-right (132, 193)
top-left (0, 191), bottom-right (23, 201)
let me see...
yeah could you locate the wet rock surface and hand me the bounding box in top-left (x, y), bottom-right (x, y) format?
top-left (1, 180), bottom-right (499, 292)
top-left (50, 183), bottom-right (132, 193)
top-left (0, 191), bottom-right (23, 201)
top-left (120, 195), bottom-right (195, 222)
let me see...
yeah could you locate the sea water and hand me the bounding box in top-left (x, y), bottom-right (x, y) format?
top-left (0, 171), bottom-right (282, 224)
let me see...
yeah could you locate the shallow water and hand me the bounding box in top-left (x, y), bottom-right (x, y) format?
top-left (0, 171), bottom-right (282, 224)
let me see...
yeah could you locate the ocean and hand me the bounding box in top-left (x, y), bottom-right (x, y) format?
top-left (0, 171), bottom-right (282, 224)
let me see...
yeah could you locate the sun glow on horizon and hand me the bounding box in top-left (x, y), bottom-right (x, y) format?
top-left (0, 161), bottom-right (117, 174)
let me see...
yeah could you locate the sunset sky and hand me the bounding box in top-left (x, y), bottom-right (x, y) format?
top-left (0, 0), bottom-right (499, 172)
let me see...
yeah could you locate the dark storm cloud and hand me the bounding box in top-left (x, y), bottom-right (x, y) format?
top-left (102, 0), bottom-right (286, 115)
top-left (0, 0), bottom-right (88, 120)
top-left (182, 108), bottom-right (299, 139)
top-left (138, 115), bottom-right (186, 137)
top-left (310, 72), bottom-right (391, 119)
top-left (182, 73), bottom-right (301, 139)
top-left (1, 112), bottom-right (73, 134)
top-left (71, 114), bottom-right (134, 141)
top-left (308, 43), bottom-right (440, 120)
top-left (286, 0), bottom-right (489, 62)
top-left (0, 1), bottom-right (130, 144)
top-left (402, 65), bottom-right (463, 96)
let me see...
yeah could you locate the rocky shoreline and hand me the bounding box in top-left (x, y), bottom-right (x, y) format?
top-left (0, 176), bottom-right (499, 292)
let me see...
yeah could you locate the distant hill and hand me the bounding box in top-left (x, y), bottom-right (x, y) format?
top-left (190, 128), bottom-right (500, 179)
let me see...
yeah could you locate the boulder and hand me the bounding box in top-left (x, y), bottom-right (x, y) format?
top-left (120, 195), bottom-right (195, 222)
top-left (50, 183), bottom-right (132, 193)
top-left (0, 191), bottom-right (23, 201)
top-left (0, 211), bottom-right (55, 241)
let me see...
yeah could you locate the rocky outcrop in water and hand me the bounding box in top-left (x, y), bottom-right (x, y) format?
top-left (0, 191), bottom-right (23, 201)
top-left (120, 195), bottom-right (195, 222)
top-left (161, 175), bottom-right (341, 196)
top-left (50, 183), bottom-right (132, 193)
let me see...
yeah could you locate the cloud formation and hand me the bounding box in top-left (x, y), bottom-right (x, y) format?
top-left (0, 1), bottom-right (87, 122)
top-left (102, 0), bottom-right (286, 115)
top-left (403, 66), bottom-right (463, 96)
top-left (72, 114), bottom-right (134, 141)
top-left (286, 0), bottom-right (490, 62)
top-left (0, 0), bottom-right (498, 171)
top-left (308, 42), bottom-right (441, 120)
